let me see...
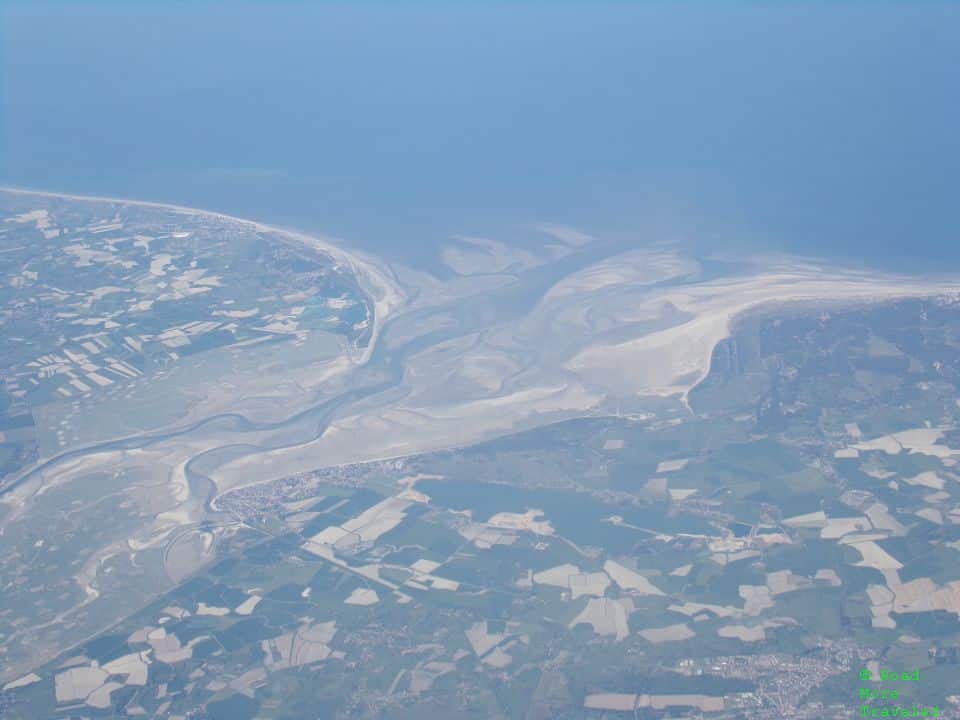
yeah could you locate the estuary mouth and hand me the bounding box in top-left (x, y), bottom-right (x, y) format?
top-left (2, 4), bottom-right (959, 717)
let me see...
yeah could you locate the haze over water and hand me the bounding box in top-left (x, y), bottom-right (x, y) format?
top-left (2, 2), bottom-right (958, 270)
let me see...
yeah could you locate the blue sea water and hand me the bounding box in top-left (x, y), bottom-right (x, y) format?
top-left (1, 1), bottom-right (958, 270)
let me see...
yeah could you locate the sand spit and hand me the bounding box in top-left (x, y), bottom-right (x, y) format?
top-left (566, 267), bottom-right (960, 399)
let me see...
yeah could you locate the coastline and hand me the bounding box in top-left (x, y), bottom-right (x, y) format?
top-left (0, 185), bottom-right (407, 365)
top-left (7, 185), bottom-right (960, 492)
